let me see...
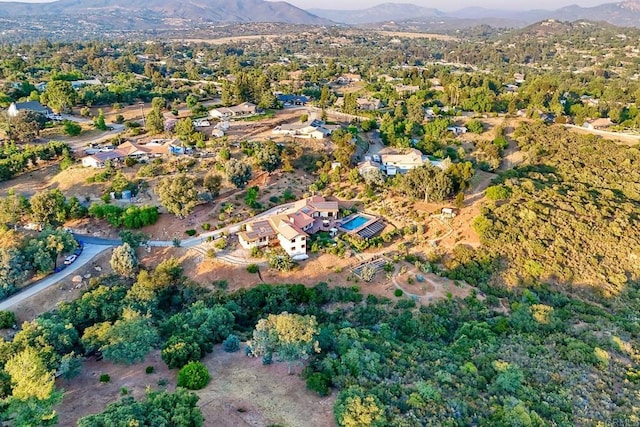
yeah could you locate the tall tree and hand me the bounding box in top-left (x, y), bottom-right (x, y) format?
top-left (110, 243), bottom-right (138, 278)
top-left (41, 80), bottom-right (76, 113)
top-left (5, 346), bottom-right (55, 400)
top-left (249, 312), bottom-right (320, 374)
top-left (29, 189), bottom-right (68, 227)
top-left (255, 141), bottom-right (281, 173)
top-left (155, 175), bottom-right (199, 218)
top-left (226, 159), bottom-right (252, 189)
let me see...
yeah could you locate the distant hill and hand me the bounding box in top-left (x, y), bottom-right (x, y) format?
top-left (311, 1), bottom-right (640, 28)
top-left (0, 0), bottom-right (331, 24)
top-left (309, 3), bottom-right (443, 25)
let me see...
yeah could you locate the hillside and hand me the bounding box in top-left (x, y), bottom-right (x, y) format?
top-left (0, 0), bottom-right (331, 24)
top-left (309, 3), bottom-right (443, 24)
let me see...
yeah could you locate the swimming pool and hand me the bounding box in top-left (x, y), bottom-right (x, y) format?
top-left (340, 215), bottom-right (369, 231)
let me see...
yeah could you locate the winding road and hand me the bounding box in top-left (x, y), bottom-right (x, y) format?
top-left (0, 242), bottom-right (113, 311)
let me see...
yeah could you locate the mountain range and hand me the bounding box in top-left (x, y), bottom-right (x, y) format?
top-left (311, 1), bottom-right (640, 28)
top-left (0, 0), bottom-right (330, 25)
top-left (0, 0), bottom-right (639, 29)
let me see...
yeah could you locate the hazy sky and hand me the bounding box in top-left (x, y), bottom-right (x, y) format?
top-left (0, 0), bottom-right (616, 12)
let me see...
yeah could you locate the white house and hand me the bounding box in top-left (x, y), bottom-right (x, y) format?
top-left (209, 102), bottom-right (259, 119)
top-left (238, 196), bottom-right (339, 259)
top-left (447, 126), bottom-right (467, 136)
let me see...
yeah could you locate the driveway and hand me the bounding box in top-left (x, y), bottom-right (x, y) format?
top-left (0, 244), bottom-right (112, 311)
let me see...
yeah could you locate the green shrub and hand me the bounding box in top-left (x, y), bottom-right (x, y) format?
top-left (202, 223), bottom-right (211, 231)
top-left (222, 334), bottom-right (240, 353)
top-left (246, 264), bottom-right (259, 274)
top-left (162, 336), bottom-right (202, 369)
top-left (306, 372), bottom-right (331, 396)
top-left (0, 311), bottom-right (16, 329)
top-left (185, 229), bottom-right (197, 237)
top-left (394, 289), bottom-right (404, 297)
top-left (177, 361), bottom-right (210, 390)
top-left (99, 374), bottom-right (110, 383)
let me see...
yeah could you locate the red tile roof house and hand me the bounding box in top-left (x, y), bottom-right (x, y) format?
top-left (238, 196), bottom-right (339, 260)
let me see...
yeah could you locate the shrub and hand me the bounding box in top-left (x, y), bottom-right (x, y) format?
top-left (177, 361), bottom-right (210, 390)
top-left (202, 223), bottom-right (211, 231)
top-left (306, 372), bottom-right (331, 396)
top-left (246, 264), bottom-right (259, 274)
top-left (162, 336), bottom-right (202, 369)
top-left (394, 289), bottom-right (404, 297)
top-left (185, 229), bottom-right (196, 237)
top-left (121, 387), bottom-right (128, 395)
top-left (145, 366), bottom-right (154, 374)
top-left (99, 374), bottom-right (110, 383)
top-left (115, 114), bottom-right (125, 124)
top-left (0, 311), bottom-right (16, 329)
top-left (250, 246), bottom-right (264, 258)
top-left (485, 185), bottom-right (512, 201)
top-left (262, 354), bottom-right (273, 365)
top-left (222, 334), bottom-right (240, 353)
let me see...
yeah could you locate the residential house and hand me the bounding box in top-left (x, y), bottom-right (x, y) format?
top-left (209, 102), bottom-right (259, 119)
top-left (584, 118), bottom-right (613, 130)
top-left (372, 147), bottom-right (445, 176)
top-left (81, 140), bottom-right (170, 167)
top-left (7, 101), bottom-right (52, 118)
top-left (335, 97), bottom-right (382, 111)
top-left (272, 119), bottom-right (332, 140)
top-left (276, 94), bottom-right (309, 106)
top-left (395, 84), bottom-right (420, 95)
top-left (335, 73), bottom-right (361, 85)
top-left (238, 196), bottom-right (339, 259)
top-left (447, 126), bottom-right (468, 136)
top-left (81, 150), bottom-right (125, 168)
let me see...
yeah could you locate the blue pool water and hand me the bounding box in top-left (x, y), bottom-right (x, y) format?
top-left (341, 215), bottom-right (369, 231)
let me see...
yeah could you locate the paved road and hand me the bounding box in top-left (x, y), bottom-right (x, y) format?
top-left (0, 244), bottom-right (112, 311)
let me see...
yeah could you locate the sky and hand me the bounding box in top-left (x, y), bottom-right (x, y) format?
top-left (0, 0), bottom-right (617, 12)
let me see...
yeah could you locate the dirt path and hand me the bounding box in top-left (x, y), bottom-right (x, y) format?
top-left (564, 124), bottom-right (640, 145)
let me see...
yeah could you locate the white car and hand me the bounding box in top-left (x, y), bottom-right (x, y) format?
top-left (63, 254), bottom-right (78, 265)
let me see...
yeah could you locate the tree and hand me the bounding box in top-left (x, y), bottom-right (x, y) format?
top-left (25, 228), bottom-right (76, 272)
top-left (226, 158), bottom-right (252, 189)
top-left (203, 172), bottom-right (222, 197)
top-left (0, 248), bottom-right (28, 295)
top-left (5, 346), bottom-right (55, 400)
top-left (78, 389), bottom-right (204, 427)
top-left (249, 312), bottom-right (320, 374)
top-left (221, 80), bottom-right (233, 106)
top-left (268, 251), bottom-right (295, 272)
top-left (2, 111), bottom-right (47, 143)
top-left (177, 361), bottom-right (210, 390)
top-left (467, 119), bottom-right (484, 134)
top-left (155, 175), bottom-right (199, 218)
top-left (362, 168), bottom-right (386, 189)
top-left (110, 243), bottom-right (138, 278)
top-left (118, 230), bottom-right (149, 248)
top-left (0, 191), bottom-right (29, 227)
top-left (93, 109), bottom-right (107, 131)
top-left (485, 185), bottom-right (512, 201)
top-left (335, 390), bottom-right (385, 427)
top-left (175, 118), bottom-right (196, 146)
top-left (29, 189), bottom-right (68, 227)
top-left (399, 164), bottom-right (454, 202)
top-left (255, 141), bottom-right (281, 173)
top-left (63, 120), bottom-right (82, 136)
top-left (81, 310), bottom-right (160, 365)
top-left (41, 80), bottom-right (76, 113)
top-left (145, 108), bottom-right (165, 135)
top-left (161, 336), bottom-right (202, 369)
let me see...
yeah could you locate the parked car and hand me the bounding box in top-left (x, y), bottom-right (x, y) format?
top-left (64, 254), bottom-right (78, 265)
